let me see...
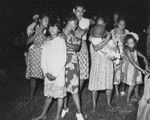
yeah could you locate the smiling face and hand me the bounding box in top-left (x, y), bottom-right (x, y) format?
top-left (73, 6), bottom-right (85, 20)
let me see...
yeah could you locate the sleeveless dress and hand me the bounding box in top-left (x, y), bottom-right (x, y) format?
top-left (26, 32), bottom-right (45, 79)
top-left (61, 32), bottom-right (81, 94)
top-left (88, 37), bottom-right (114, 91)
top-left (111, 28), bottom-right (129, 85)
top-left (122, 49), bottom-right (142, 86)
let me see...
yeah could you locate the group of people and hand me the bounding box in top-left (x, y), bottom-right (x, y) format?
top-left (24, 4), bottom-right (150, 120)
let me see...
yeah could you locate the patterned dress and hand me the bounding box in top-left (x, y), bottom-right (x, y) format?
top-left (26, 32), bottom-right (45, 79)
top-left (88, 38), bottom-right (114, 91)
top-left (122, 49), bottom-right (142, 86)
top-left (61, 32), bottom-right (81, 94)
top-left (111, 28), bottom-right (129, 85)
top-left (77, 39), bottom-right (89, 80)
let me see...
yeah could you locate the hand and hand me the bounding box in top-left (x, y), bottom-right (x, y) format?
top-left (45, 73), bottom-right (56, 81)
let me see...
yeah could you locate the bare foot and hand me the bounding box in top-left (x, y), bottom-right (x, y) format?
top-left (32, 115), bottom-right (47, 120)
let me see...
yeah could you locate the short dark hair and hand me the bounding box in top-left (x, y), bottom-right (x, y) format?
top-left (62, 13), bottom-right (77, 28)
top-left (124, 34), bottom-right (137, 49)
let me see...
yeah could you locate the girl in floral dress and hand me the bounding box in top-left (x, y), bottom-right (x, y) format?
top-left (89, 23), bottom-right (116, 110)
top-left (110, 17), bottom-right (129, 96)
top-left (25, 14), bottom-right (49, 105)
top-left (60, 14), bottom-right (84, 120)
top-left (32, 19), bottom-right (66, 120)
top-left (122, 34), bottom-right (149, 105)
top-left (73, 5), bottom-right (90, 91)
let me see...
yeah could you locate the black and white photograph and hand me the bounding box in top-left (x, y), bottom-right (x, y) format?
top-left (0, 0), bottom-right (150, 120)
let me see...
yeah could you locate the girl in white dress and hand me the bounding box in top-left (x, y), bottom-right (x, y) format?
top-left (32, 20), bottom-right (67, 120)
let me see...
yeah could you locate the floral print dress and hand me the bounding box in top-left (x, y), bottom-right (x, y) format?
top-left (60, 32), bottom-right (81, 94)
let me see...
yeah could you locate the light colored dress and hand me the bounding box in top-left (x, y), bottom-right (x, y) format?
top-left (111, 28), bottom-right (129, 85)
top-left (41, 36), bottom-right (67, 98)
top-left (77, 18), bottom-right (90, 80)
top-left (88, 37), bottom-right (114, 91)
top-left (61, 32), bottom-right (81, 94)
top-left (26, 32), bottom-right (45, 79)
top-left (122, 49), bottom-right (142, 86)
top-left (137, 74), bottom-right (150, 120)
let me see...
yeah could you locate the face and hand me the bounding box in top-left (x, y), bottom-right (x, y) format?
top-left (49, 26), bottom-right (59, 36)
top-left (127, 38), bottom-right (135, 49)
top-left (74, 6), bottom-right (85, 20)
top-left (118, 20), bottom-right (126, 30)
top-left (41, 16), bottom-right (49, 28)
top-left (97, 18), bottom-right (105, 26)
top-left (68, 20), bottom-right (77, 31)
top-left (114, 14), bottom-right (119, 22)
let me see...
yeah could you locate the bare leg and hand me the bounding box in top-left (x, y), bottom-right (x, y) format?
top-left (80, 80), bottom-right (84, 92)
top-left (115, 84), bottom-right (119, 96)
top-left (72, 93), bottom-right (81, 113)
top-left (55, 98), bottom-right (64, 120)
top-left (32, 97), bottom-right (53, 120)
top-left (25, 78), bottom-right (37, 105)
top-left (106, 89), bottom-right (113, 108)
top-left (127, 85), bottom-right (134, 105)
top-left (134, 85), bottom-right (140, 100)
top-left (63, 96), bottom-right (68, 110)
top-left (92, 91), bottom-right (98, 111)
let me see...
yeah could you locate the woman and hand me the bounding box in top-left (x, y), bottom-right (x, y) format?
top-left (89, 23), bottom-right (115, 111)
top-left (60, 14), bottom-right (84, 120)
top-left (25, 14), bottom-right (49, 105)
top-left (73, 5), bottom-right (90, 91)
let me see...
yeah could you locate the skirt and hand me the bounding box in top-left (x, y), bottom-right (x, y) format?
top-left (77, 40), bottom-right (89, 80)
top-left (26, 45), bottom-right (43, 79)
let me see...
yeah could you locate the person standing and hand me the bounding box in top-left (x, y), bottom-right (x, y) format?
top-left (25, 14), bottom-right (49, 105)
top-left (73, 5), bottom-right (90, 91)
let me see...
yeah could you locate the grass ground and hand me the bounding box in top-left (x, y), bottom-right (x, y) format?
top-left (0, 67), bottom-right (138, 120)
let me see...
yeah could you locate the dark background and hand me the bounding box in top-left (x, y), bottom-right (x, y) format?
top-left (0, 0), bottom-right (149, 68)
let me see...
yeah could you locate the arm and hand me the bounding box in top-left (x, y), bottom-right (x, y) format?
top-left (26, 33), bottom-right (37, 45)
top-left (137, 51), bottom-right (149, 65)
top-left (126, 50), bottom-right (146, 73)
top-left (93, 33), bottom-right (111, 51)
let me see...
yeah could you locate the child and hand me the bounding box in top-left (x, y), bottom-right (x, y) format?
top-left (32, 20), bottom-right (67, 120)
top-left (90, 24), bottom-right (120, 64)
top-left (137, 74), bottom-right (150, 120)
top-left (122, 34), bottom-right (149, 106)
